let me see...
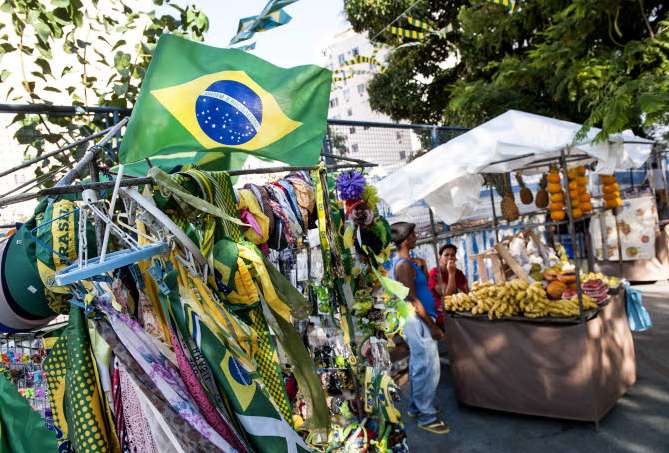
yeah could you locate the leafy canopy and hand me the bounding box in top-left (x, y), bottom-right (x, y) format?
top-left (0, 0), bottom-right (209, 187)
top-left (345, 0), bottom-right (669, 140)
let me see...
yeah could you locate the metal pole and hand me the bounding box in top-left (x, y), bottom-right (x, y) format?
top-left (614, 209), bottom-right (624, 278)
top-left (0, 126), bottom-right (115, 178)
top-left (55, 117), bottom-right (128, 188)
top-left (0, 163), bottom-right (377, 208)
top-left (560, 149), bottom-right (585, 319)
top-left (488, 182), bottom-right (500, 242)
top-left (429, 207), bottom-right (446, 330)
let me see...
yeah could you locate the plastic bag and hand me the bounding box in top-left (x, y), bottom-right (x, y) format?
top-left (625, 282), bottom-right (652, 332)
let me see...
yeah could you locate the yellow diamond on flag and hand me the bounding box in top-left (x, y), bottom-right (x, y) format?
top-left (151, 70), bottom-right (302, 151)
top-left (220, 350), bottom-right (257, 411)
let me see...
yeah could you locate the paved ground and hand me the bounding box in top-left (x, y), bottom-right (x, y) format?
top-left (400, 281), bottom-right (669, 453)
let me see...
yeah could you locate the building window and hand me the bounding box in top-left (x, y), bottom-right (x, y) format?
top-left (352, 144), bottom-right (359, 153)
top-left (330, 98), bottom-right (338, 108)
top-left (338, 54), bottom-right (345, 65)
top-left (343, 89), bottom-right (350, 100)
top-left (396, 132), bottom-right (402, 140)
top-left (357, 84), bottom-right (365, 95)
top-left (347, 108), bottom-right (353, 117)
top-left (399, 151), bottom-right (406, 160)
top-left (350, 127), bottom-right (356, 134)
top-left (352, 47), bottom-right (359, 57)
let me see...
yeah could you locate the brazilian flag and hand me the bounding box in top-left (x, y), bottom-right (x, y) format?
top-left (119, 34), bottom-right (332, 175)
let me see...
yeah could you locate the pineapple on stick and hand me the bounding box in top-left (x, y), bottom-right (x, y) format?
top-left (516, 172), bottom-right (534, 205)
top-left (489, 173), bottom-right (519, 222)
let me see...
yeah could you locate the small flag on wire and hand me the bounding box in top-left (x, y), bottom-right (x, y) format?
top-left (406, 16), bottom-right (435, 32)
top-left (488, 0), bottom-right (517, 11)
top-left (230, 0), bottom-right (299, 45)
top-left (389, 26), bottom-right (425, 40)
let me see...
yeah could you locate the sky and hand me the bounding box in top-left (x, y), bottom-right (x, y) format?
top-left (197, 0), bottom-right (350, 68)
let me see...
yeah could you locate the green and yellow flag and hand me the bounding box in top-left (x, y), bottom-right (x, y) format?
top-left (120, 34), bottom-right (332, 176)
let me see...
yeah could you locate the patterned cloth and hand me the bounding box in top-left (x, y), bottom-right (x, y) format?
top-left (286, 177), bottom-right (315, 228)
top-left (170, 327), bottom-right (248, 452)
top-left (119, 365), bottom-right (158, 453)
top-left (247, 308), bottom-right (293, 424)
top-left (99, 300), bottom-right (239, 452)
top-left (44, 307), bottom-right (116, 452)
top-left (96, 320), bottom-right (222, 452)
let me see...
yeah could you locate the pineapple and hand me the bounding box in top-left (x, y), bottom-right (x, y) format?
top-left (516, 172), bottom-right (533, 205)
top-left (501, 194), bottom-right (519, 221)
top-left (535, 174), bottom-right (549, 208)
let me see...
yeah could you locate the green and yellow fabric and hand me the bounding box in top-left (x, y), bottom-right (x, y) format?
top-left (157, 257), bottom-right (309, 453)
top-left (43, 305), bottom-right (118, 452)
top-left (0, 374), bottom-right (58, 452)
top-left (33, 199), bottom-right (97, 314)
top-left (149, 167), bottom-right (326, 436)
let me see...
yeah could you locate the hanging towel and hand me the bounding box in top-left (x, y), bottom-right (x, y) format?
top-left (625, 282), bottom-right (652, 332)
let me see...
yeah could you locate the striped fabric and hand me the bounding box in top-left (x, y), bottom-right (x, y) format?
top-left (389, 26), bottom-right (425, 40)
top-left (406, 16), bottom-right (435, 31)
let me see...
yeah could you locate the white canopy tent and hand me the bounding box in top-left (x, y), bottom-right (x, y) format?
top-left (375, 110), bottom-right (655, 224)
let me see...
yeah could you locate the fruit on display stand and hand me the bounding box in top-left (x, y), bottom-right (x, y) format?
top-left (582, 272), bottom-right (620, 288)
top-left (535, 174), bottom-right (549, 208)
top-left (444, 279), bottom-right (600, 320)
top-left (516, 172), bottom-right (534, 205)
top-left (600, 175), bottom-right (623, 209)
top-left (490, 173), bottom-right (519, 222)
top-left (501, 194), bottom-right (519, 222)
top-left (565, 165), bottom-right (592, 217)
top-left (582, 279), bottom-right (609, 302)
top-left (546, 168), bottom-right (565, 221)
top-left (546, 280), bottom-right (566, 299)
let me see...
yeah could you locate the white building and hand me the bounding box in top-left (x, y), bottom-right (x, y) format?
top-left (321, 28), bottom-right (416, 169)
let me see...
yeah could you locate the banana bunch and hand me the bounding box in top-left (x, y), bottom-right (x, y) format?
top-left (521, 282), bottom-right (550, 318)
top-left (443, 292), bottom-right (475, 312)
top-left (470, 279), bottom-right (527, 319)
top-left (545, 294), bottom-right (597, 317)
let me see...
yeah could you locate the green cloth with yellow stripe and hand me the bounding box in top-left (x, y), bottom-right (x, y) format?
top-left (148, 167), bottom-right (328, 441)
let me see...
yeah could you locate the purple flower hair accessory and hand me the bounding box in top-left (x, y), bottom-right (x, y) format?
top-left (335, 171), bottom-right (366, 201)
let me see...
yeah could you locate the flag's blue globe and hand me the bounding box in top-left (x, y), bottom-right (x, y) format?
top-left (195, 80), bottom-right (263, 146)
top-left (228, 355), bottom-right (253, 386)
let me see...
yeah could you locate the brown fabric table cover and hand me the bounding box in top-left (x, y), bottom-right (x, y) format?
top-left (595, 224), bottom-right (669, 282)
top-left (445, 291), bottom-right (636, 422)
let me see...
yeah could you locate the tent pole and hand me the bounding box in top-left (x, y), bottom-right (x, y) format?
top-left (429, 207), bottom-right (446, 330)
top-left (488, 181), bottom-right (500, 242)
top-left (614, 209), bottom-right (624, 277)
top-left (560, 149), bottom-right (585, 320)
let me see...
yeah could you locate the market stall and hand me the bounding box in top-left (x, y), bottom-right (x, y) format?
top-left (0, 35), bottom-right (411, 453)
top-left (375, 109), bottom-right (654, 423)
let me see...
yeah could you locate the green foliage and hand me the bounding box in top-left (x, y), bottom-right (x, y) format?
top-left (0, 0), bottom-right (209, 188)
top-left (345, 0), bottom-right (669, 141)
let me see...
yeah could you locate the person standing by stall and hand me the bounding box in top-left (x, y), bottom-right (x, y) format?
top-left (428, 244), bottom-right (469, 326)
top-left (391, 222), bottom-right (450, 434)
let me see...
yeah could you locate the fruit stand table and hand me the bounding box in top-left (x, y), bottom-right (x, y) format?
top-left (444, 288), bottom-right (635, 423)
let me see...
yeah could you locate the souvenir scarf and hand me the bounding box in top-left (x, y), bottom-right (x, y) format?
top-left (97, 321), bottom-right (217, 452)
top-left (154, 259), bottom-right (311, 453)
top-left (98, 299), bottom-right (238, 453)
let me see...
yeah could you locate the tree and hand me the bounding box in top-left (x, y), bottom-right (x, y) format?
top-left (0, 0), bottom-right (209, 187)
top-left (345, 0), bottom-right (669, 140)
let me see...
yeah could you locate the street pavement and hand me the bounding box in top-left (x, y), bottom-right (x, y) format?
top-left (400, 281), bottom-right (669, 453)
